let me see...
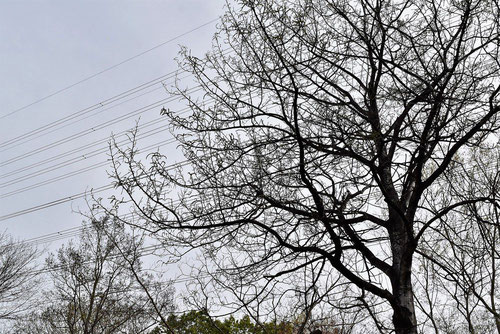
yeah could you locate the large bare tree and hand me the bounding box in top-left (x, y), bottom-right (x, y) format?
top-left (110, 0), bottom-right (500, 332)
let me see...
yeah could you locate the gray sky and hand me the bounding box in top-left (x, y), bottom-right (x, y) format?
top-left (0, 1), bottom-right (225, 245)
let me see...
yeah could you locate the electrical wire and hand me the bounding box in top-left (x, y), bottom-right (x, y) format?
top-left (0, 48), bottom-right (232, 153)
top-left (0, 72), bottom-right (179, 150)
top-left (16, 197), bottom-right (192, 247)
top-left (0, 122), bottom-right (175, 189)
top-left (0, 95), bottom-right (217, 184)
top-left (0, 116), bottom-right (172, 180)
top-left (0, 98), bottom-right (222, 202)
top-left (0, 17), bottom-right (220, 120)
top-left (0, 153), bottom-right (189, 199)
top-left (1, 11), bottom-right (496, 243)
top-left (0, 156), bottom-right (193, 222)
top-left (0, 85), bottom-right (203, 168)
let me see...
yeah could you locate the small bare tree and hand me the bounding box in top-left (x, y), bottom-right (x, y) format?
top-left (0, 233), bottom-right (38, 320)
top-left (13, 216), bottom-right (174, 334)
top-left (416, 146), bottom-right (500, 333)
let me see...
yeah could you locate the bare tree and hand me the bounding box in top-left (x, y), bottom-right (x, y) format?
top-left (0, 233), bottom-right (38, 320)
top-left (13, 216), bottom-right (174, 334)
top-left (109, 0), bottom-right (500, 333)
top-left (415, 146), bottom-right (500, 333)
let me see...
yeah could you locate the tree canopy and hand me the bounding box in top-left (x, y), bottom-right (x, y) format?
top-left (12, 217), bottom-right (174, 334)
top-left (109, 0), bottom-right (500, 333)
top-left (152, 310), bottom-right (294, 334)
top-left (0, 232), bottom-right (38, 321)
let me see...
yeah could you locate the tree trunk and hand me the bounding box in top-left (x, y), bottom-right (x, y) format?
top-left (392, 278), bottom-right (417, 334)
top-left (391, 224), bottom-right (418, 334)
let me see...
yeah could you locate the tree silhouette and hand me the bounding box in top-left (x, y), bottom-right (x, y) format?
top-left (110, 0), bottom-right (500, 332)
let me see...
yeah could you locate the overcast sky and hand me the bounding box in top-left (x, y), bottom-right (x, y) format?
top-left (0, 1), bottom-right (225, 247)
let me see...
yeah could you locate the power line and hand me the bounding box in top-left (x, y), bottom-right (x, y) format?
top-left (31, 242), bottom-right (214, 285)
top-left (3, 121), bottom-right (494, 221)
top-left (12, 187), bottom-right (208, 247)
top-left (0, 145), bottom-right (189, 199)
top-left (0, 74), bottom-right (194, 155)
top-left (0, 72), bottom-right (178, 150)
top-left (0, 158), bottom-right (192, 221)
top-left (17, 156), bottom-right (500, 246)
top-left (0, 99), bottom-right (221, 200)
top-left (0, 48), bottom-right (232, 153)
top-left (0, 85), bottom-right (202, 168)
top-left (0, 184), bottom-right (113, 222)
top-left (0, 123), bottom-right (175, 189)
top-left (0, 116), bottom-right (170, 180)
top-left (0, 97), bottom-right (166, 166)
top-left (0, 95), bottom-right (215, 183)
top-left (32, 243), bottom-right (163, 275)
top-left (0, 17), bottom-right (220, 120)
top-left (16, 200), bottom-right (189, 247)
top-left (0, 96), bottom-right (217, 221)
